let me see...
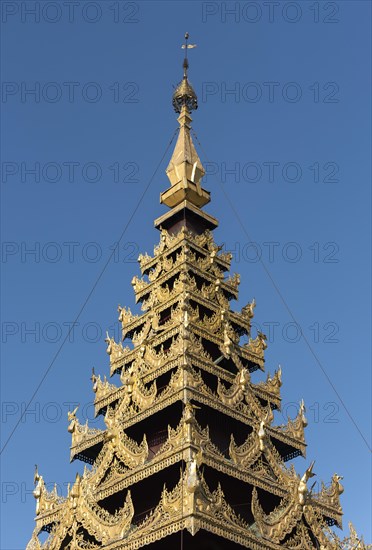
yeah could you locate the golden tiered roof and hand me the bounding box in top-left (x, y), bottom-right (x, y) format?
top-left (26, 34), bottom-right (370, 550)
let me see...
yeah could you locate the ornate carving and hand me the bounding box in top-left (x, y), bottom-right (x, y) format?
top-left (251, 486), bottom-right (303, 543)
top-left (258, 365), bottom-right (282, 397)
top-left (241, 298), bottom-right (256, 320)
top-left (250, 458), bottom-right (339, 546)
top-left (217, 368), bottom-right (248, 406)
top-left (26, 532), bottom-right (42, 550)
top-left (67, 408), bottom-right (103, 459)
top-left (321, 521), bottom-right (372, 549)
top-left (283, 523), bottom-right (314, 549)
top-left (133, 246), bottom-right (239, 305)
top-left (32, 469), bottom-right (134, 547)
top-left (130, 467), bottom-right (249, 544)
top-left (118, 305), bottom-right (139, 339)
top-left (278, 399), bottom-right (308, 445)
top-left (298, 462), bottom-right (316, 506)
top-left (33, 466), bottom-right (65, 518)
top-left (310, 473), bottom-right (343, 522)
top-left (245, 331), bottom-right (267, 359)
top-left (91, 369), bottom-right (118, 404)
top-left (105, 332), bottom-right (130, 371)
top-left (229, 431), bottom-right (260, 469)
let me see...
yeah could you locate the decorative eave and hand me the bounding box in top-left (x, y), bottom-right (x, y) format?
top-left (32, 476), bottom-right (66, 534)
top-left (101, 468), bottom-right (284, 550)
top-left (94, 353), bottom-right (281, 418)
top-left (31, 421), bottom-right (342, 548)
top-left (93, 392), bottom-right (303, 466)
top-left (95, 442), bottom-right (288, 503)
top-left (251, 484), bottom-right (344, 545)
top-left (309, 476), bottom-right (344, 527)
top-left (29, 468), bottom-right (343, 550)
top-left (140, 238), bottom-right (227, 282)
top-left (98, 365), bottom-right (305, 458)
top-left (67, 412), bottom-right (105, 464)
top-left (138, 229), bottom-right (232, 274)
top-left (131, 259), bottom-right (240, 303)
top-left (92, 410), bottom-right (293, 502)
top-left (121, 295), bottom-right (252, 343)
top-left (106, 323), bottom-right (265, 379)
top-left (152, 227), bottom-right (224, 259)
top-left (32, 472), bottom-right (134, 546)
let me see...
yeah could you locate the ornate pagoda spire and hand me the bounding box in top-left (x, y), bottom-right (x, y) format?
top-left (155, 33), bottom-right (218, 235)
top-left (26, 35), bottom-right (371, 550)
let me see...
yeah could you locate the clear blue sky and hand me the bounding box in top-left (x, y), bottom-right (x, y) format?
top-left (1, 1), bottom-right (371, 548)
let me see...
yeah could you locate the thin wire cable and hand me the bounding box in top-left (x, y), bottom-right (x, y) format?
top-left (192, 129), bottom-right (371, 454)
top-left (0, 128), bottom-right (179, 457)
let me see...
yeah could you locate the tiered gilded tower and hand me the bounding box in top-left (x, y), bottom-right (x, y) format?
top-left (27, 36), bottom-right (367, 550)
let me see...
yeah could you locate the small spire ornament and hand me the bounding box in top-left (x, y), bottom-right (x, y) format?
top-left (172, 32), bottom-right (198, 113)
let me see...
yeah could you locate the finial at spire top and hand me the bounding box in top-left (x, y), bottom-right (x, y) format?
top-left (173, 32), bottom-right (198, 113)
top-left (182, 32), bottom-right (195, 78)
top-left (155, 35), bottom-right (218, 234)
